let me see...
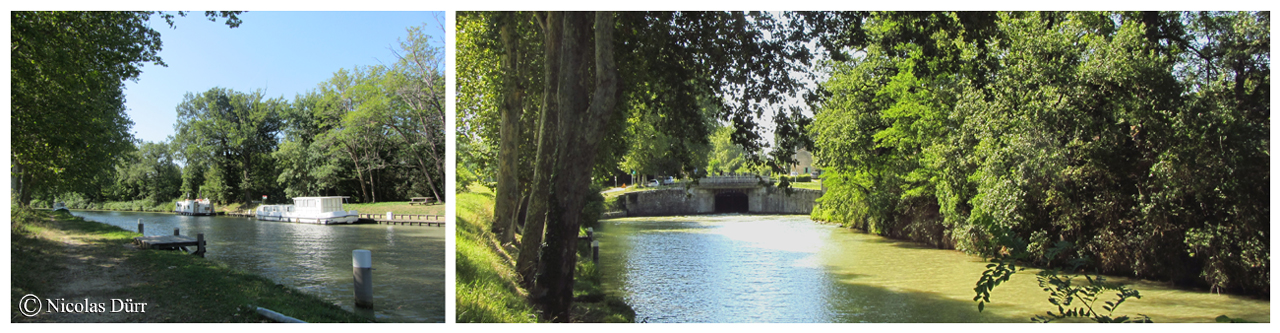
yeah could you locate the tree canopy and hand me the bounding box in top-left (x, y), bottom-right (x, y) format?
top-left (10, 11), bottom-right (240, 205)
top-left (808, 11), bottom-right (1269, 295)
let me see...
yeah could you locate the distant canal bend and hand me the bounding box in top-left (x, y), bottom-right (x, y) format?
top-left (71, 210), bottom-right (446, 323)
top-left (596, 215), bottom-right (1270, 323)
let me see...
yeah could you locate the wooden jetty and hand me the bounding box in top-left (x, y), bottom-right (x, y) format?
top-left (356, 213), bottom-right (445, 227)
top-left (134, 233), bottom-right (206, 257)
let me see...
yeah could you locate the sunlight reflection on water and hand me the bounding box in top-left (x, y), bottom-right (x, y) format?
top-left (598, 215), bottom-right (1269, 323)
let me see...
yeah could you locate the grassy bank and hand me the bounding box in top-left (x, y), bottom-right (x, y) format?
top-left (31, 199), bottom-right (176, 213)
top-left (11, 208), bottom-right (370, 323)
top-left (344, 201), bottom-right (446, 216)
top-left (456, 185), bottom-right (634, 323)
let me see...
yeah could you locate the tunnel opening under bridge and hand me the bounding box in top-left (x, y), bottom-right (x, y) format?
top-left (714, 192), bottom-right (749, 213)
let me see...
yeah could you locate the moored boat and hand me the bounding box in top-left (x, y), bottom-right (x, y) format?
top-left (174, 198), bottom-right (215, 216)
top-left (52, 201), bottom-right (69, 212)
top-left (256, 196), bottom-right (359, 225)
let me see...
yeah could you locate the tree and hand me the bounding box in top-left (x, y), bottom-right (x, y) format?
top-left (275, 91), bottom-right (346, 198)
top-left (173, 88), bottom-right (285, 204)
top-left (385, 23), bottom-right (448, 203)
top-left (515, 11), bottom-right (563, 288)
top-left (491, 12), bottom-right (532, 245)
top-left (458, 11), bottom-right (825, 321)
top-left (705, 125), bottom-right (749, 175)
top-left (11, 11), bottom-right (241, 206)
top-left (109, 141), bottom-right (182, 203)
top-left (808, 11), bottom-right (1269, 296)
top-left (533, 12), bottom-right (621, 321)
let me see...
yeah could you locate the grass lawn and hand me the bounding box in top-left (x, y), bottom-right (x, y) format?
top-left (11, 209), bottom-right (370, 323)
top-left (456, 184), bottom-right (633, 323)
top-left (455, 185), bottom-right (537, 323)
top-left (789, 180), bottom-right (823, 190)
top-left (600, 183), bottom-right (683, 200)
top-left (344, 201), bottom-right (445, 216)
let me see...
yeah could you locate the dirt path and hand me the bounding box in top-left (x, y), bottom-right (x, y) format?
top-left (18, 222), bottom-right (157, 322)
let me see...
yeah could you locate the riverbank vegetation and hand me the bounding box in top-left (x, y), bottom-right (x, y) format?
top-left (458, 11), bottom-right (1267, 322)
top-left (456, 186), bottom-right (631, 322)
top-left (344, 201), bottom-right (446, 216)
top-left (808, 12), bottom-right (1268, 296)
top-left (11, 207), bottom-right (370, 322)
top-left (11, 11), bottom-right (446, 211)
top-left (457, 11), bottom-right (824, 321)
top-left (11, 11), bottom-right (240, 207)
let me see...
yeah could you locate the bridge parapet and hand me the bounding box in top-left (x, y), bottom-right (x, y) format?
top-left (695, 175), bottom-right (769, 189)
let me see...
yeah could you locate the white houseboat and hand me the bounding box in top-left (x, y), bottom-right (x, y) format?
top-left (256, 196), bottom-right (360, 225)
top-left (174, 198), bottom-right (215, 216)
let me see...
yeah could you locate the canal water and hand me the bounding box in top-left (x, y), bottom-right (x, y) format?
top-left (597, 215), bottom-right (1270, 323)
top-left (70, 210), bottom-right (445, 323)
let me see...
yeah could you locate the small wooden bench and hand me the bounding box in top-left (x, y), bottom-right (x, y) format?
top-left (408, 197), bottom-right (436, 206)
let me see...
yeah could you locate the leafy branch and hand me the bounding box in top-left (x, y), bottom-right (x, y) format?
top-left (974, 240), bottom-right (1152, 323)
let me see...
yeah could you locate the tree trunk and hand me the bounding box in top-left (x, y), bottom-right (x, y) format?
top-left (370, 166), bottom-right (378, 204)
top-left (493, 12), bottom-right (525, 245)
top-left (517, 11), bottom-right (562, 288)
top-left (534, 11), bottom-right (618, 322)
top-left (345, 145), bottom-right (369, 203)
top-left (242, 152), bottom-right (252, 203)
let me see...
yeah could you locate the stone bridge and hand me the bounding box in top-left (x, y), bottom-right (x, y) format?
top-left (616, 176), bottom-right (822, 216)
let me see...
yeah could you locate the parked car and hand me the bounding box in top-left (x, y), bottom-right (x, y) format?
top-left (662, 176), bottom-right (675, 185)
top-left (648, 180), bottom-right (660, 187)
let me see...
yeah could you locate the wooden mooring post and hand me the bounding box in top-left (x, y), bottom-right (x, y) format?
top-left (586, 227), bottom-right (596, 263)
top-left (137, 219), bottom-right (143, 234)
top-left (195, 233), bottom-right (205, 257)
top-left (592, 240), bottom-right (600, 265)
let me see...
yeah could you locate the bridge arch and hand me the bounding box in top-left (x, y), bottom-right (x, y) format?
top-left (714, 191), bottom-right (749, 213)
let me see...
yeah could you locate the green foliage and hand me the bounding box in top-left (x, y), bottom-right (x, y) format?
top-left (974, 241), bottom-right (1151, 323)
top-left (578, 184), bottom-right (607, 229)
top-left (170, 23), bottom-right (447, 205)
top-left (10, 11), bottom-right (241, 207)
top-left (1030, 271), bottom-right (1150, 323)
top-left (11, 12), bottom-right (156, 205)
top-left (811, 11), bottom-right (1269, 295)
top-left (173, 87), bottom-right (285, 204)
top-left (704, 125), bottom-right (751, 175)
top-left (99, 199), bottom-right (175, 212)
top-left (456, 165), bottom-right (478, 194)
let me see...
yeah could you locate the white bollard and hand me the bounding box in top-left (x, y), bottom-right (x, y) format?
top-left (352, 249), bottom-right (373, 308)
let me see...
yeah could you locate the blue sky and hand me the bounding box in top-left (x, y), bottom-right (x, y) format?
top-left (123, 11), bottom-right (445, 144)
